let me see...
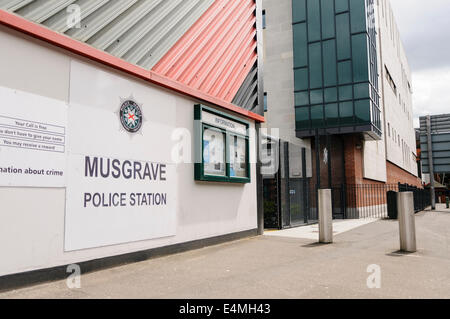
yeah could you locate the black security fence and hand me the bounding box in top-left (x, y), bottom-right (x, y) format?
top-left (309, 184), bottom-right (398, 220)
top-left (262, 138), bottom-right (431, 229)
top-left (339, 184), bottom-right (398, 219)
top-left (265, 180), bottom-right (432, 229)
top-left (398, 183), bottom-right (432, 213)
top-left (286, 182), bottom-right (431, 227)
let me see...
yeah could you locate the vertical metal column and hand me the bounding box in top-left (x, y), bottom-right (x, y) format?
top-left (254, 0), bottom-right (265, 233)
top-left (426, 115), bottom-right (436, 210)
top-left (276, 140), bottom-right (283, 229)
top-left (315, 129), bottom-right (321, 188)
top-left (315, 129), bottom-right (321, 220)
top-left (397, 192), bottom-right (417, 252)
top-left (302, 147), bottom-right (308, 224)
top-left (327, 134), bottom-right (332, 189)
top-left (283, 142), bottom-right (291, 227)
top-left (341, 136), bottom-right (347, 219)
top-left (256, 124), bottom-right (265, 234)
top-left (318, 189), bottom-right (333, 244)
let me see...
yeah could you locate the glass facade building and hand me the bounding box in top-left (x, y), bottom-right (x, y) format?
top-left (292, 0), bottom-right (381, 140)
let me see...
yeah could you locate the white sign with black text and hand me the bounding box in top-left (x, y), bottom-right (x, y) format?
top-left (201, 109), bottom-right (248, 136)
top-left (0, 86), bottom-right (67, 187)
top-left (64, 60), bottom-right (177, 251)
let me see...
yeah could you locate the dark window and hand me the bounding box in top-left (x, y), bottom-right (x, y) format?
top-left (385, 66), bottom-right (397, 95)
top-left (264, 92), bottom-right (268, 112)
top-left (262, 10), bottom-right (266, 29)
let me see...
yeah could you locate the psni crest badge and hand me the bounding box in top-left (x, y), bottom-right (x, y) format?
top-left (119, 98), bottom-right (143, 134)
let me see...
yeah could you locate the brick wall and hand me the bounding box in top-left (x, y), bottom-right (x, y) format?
top-left (386, 160), bottom-right (422, 187)
top-left (310, 135), bottom-right (346, 188)
top-left (311, 133), bottom-right (422, 188)
top-left (344, 134), bottom-right (363, 185)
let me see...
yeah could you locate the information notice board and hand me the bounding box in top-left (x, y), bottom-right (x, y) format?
top-left (194, 104), bottom-right (250, 184)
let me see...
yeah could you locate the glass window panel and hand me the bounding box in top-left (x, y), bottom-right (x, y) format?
top-left (307, 0), bottom-right (321, 42)
top-left (323, 39), bottom-right (337, 87)
top-left (295, 91), bottom-right (309, 106)
top-left (321, 0), bottom-right (335, 39)
top-left (310, 105), bottom-right (324, 128)
top-left (339, 102), bottom-right (354, 125)
top-left (354, 99), bottom-right (371, 123)
top-left (296, 107), bottom-right (310, 129)
top-left (350, 0), bottom-right (367, 33)
top-left (339, 85), bottom-right (353, 101)
top-left (336, 13), bottom-right (351, 60)
top-left (293, 23), bottom-right (308, 68)
top-left (309, 42), bottom-right (323, 89)
top-left (294, 68), bottom-right (309, 91)
top-left (324, 87), bottom-right (338, 102)
top-left (352, 34), bottom-right (369, 82)
top-left (203, 128), bottom-right (226, 176)
top-left (335, 0), bottom-right (349, 13)
top-left (292, 0), bottom-right (306, 23)
top-left (338, 60), bottom-right (352, 84)
top-left (230, 135), bottom-right (248, 178)
top-left (325, 103), bottom-right (339, 126)
top-left (310, 89), bottom-right (323, 104)
top-left (354, 83), bottom-right (370, 99)
top-left (372, 102), bottom-right (381, 130)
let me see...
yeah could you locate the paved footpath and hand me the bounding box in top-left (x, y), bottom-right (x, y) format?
top-left (1, 206), bottom-right (449, 299)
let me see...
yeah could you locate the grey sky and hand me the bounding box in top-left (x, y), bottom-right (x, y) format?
top-left (389, 0), bottom-right (450, 127)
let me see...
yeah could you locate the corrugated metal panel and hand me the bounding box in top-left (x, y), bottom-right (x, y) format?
top-left (232, 63), bottom-right (258, 111)
top-left (0, 0), bottom-right (214, 69)
top-left (0, 1), bottom-right (34, 11)
top-left (152, 0), bottom-right (257, 104)
top-left (1, 0), bottom-right (261, 111)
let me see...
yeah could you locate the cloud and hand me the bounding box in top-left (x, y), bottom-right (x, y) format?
top-left (388, 0), bottom-right (450, 127)
top-left (412, 66), bottom-right (450, 128)
top-left (389, 0), bottom-right (450, 71)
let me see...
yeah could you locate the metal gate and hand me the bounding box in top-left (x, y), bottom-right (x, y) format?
top-left (262, 138), bottom-right (314, 229)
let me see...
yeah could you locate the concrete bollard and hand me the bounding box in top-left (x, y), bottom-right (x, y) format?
top-left (318, 189), bottom-right (333, 244)
top-left (397, 192), bottom-right (417, 253)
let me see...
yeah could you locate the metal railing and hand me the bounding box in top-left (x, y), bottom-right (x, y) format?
top-left (398, 183), bottom-right (432, 213)
top-left (315, 183), bottom-right (432, 220)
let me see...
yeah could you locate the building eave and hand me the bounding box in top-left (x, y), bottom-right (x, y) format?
top-left (0, 9), bottom-right (265, 123)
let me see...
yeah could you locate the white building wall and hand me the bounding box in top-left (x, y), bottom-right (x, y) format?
top-left (363, 138), bottom-right (387, 182)
top-left (363, 2), bottom-right (387, 183)
top-left (0, 26), bottom-right (257, 277)
top-left (262, 0), bottom-right (312, 177)
top-left (377, 0), bottom-right (418, 177)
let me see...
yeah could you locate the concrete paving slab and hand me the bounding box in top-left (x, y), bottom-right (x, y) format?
top-left (264, 218), bottom-right (379, 240)
top-left (0, 210), bottom-right (449, 299)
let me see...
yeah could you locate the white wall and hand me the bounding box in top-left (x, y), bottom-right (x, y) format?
top-left (362, 2), bottom-right (387, 182)
top-left (377, 0), bottom-right (418, 177)
top-left (0, 26), bottom-right (257, 277)
top-left (262, 0), bottom-right (312, 177)
top-left (363, 139), bottom-right (387, 182)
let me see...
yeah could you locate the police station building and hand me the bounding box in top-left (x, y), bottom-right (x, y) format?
top-left (0, 0), bottom-right (264, 284)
